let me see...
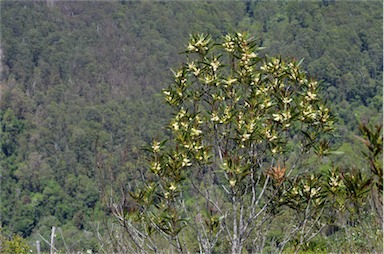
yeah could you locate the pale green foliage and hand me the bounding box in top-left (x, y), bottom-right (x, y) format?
top-left (0, 234), bottom-right (31, 254)
top-left (127, 32), bottom-right (335, 253)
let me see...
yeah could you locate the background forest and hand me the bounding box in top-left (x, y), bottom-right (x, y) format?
top-left (0, 0), bottom-right (382, 253)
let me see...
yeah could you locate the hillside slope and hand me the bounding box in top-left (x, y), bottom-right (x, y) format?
top-left (0, 1), bottom-right (382, 252)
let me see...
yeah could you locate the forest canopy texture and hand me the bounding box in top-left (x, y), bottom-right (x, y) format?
top-left (0, 1), bottom-right (382, 253)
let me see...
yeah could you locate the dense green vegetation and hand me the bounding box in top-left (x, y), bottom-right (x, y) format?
top-left (0, 1), bottom-right (382, 253)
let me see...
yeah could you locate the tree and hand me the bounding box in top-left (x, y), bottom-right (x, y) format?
top-left (317, 122), bottom-right (383, 253)
top-left (355, 122), bottom-right (383, 221)
top-left (109, 32), bottom-right (335, 253)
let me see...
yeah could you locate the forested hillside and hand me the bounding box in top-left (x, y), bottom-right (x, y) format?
top-left (0, 1), bottom-right (382, 253)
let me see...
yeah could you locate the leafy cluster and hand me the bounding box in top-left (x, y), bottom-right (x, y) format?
top-left (0, 233), bottom-right (31, 254)
top-left (125, 33), bottom-right (336, 253)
